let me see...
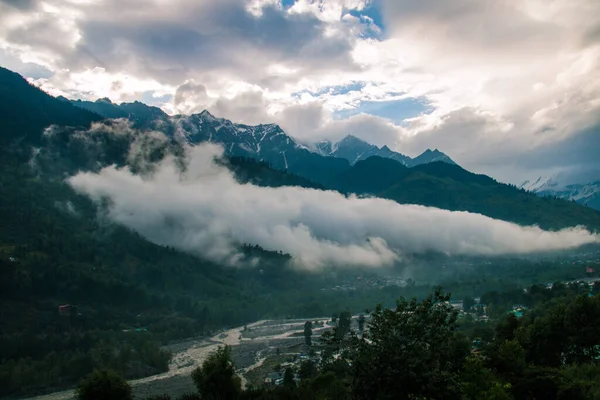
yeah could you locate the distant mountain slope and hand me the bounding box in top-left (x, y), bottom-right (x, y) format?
top-left (315, 134), bottom-right (455, 167)
top-left (542, 182), bottom-right (600, 210)
top-left (222, 156), bottom-right (325, 190)
top-left (333, 156), bottom-right (411, 194)
top-left (69, 97), bottom-right (128, 119)
top-left (411, 149), bottom-right (456, 165)
top-left (520, 173), bottom-right (600, 211)
top-left (69, 98), bottom-right (172, 132)
top-left (0, 66), bottom-right (101, 145)
top-left (333, 159), bottom-right (600, 231)
top-left (316, 134), bottom-right (412, 166)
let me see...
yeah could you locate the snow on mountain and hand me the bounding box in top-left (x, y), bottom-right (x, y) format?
top-left (171, 110), bottom-right (302, 169)
top-left (169, 113), bottom-right (455, 170)
top-left (520, 172), bottom-right (600, 211)
top-left (70, 99), bottom-right (459, 175)
top-left (519, 176), bottom-right (555, 192)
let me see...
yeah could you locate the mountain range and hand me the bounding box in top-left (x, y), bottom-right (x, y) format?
top-left (67, 97), bottom-right (455, 179)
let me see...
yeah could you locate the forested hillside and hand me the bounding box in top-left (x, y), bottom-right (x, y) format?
top-left (0, 67), bottom-right (101, 146)
top-left (332, 157), bottom-right (600, 231)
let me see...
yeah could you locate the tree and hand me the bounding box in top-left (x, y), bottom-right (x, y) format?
top-left (283, 367), bottom-right (295, 388)
top-left (191, 346), bottom-right (241, 400)
top-left (523, 294), bottom-right (600, 367)
top-left (76, 369), bottom-right (132, 400)
top-left (336, 311), bottom-right (352, 340)
top-left (300, 371), bottom-right (350, 400)
top-left (304, 321), bottom-right (313, 347)
top-left (298, 360), bottom-right (318, 380)
top-left (332, 313), bottom-right (338, 324)
top-left (463, 296), bottom-right (475, 312)
top-left (495, 314), bottom-right (520, 342)
top-left (460, 356), bottom-right (512, 400)
top-left (351, 288), bottom-right (470, 400)
top-left (486, 339), bottom-right (526, 379)
top-left (357, 314), bottom-right (365, 333)
top-left (563, 294), bottom-right (600, 364)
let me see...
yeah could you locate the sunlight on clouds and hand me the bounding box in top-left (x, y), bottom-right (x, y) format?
top-left (245, 0), bottom-right (281, 17)
top-left (33, 67), bottom-right (175, 103)
top-left (267, 64), bottom-right (298, 76)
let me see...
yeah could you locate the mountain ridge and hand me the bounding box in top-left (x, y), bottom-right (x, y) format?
top-left (68, 97), bottom-right (456, 173)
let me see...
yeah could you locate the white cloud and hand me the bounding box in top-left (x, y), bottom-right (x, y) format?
top-left (68, 142), bottom-right (599, 270)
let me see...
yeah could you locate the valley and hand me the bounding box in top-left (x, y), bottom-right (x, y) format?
top-left (26, 318), bottom-right (334, 400)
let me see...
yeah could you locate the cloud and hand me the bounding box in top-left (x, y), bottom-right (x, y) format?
top-left (67, 142), bottom-right (599, 270)
top-left (173, 80), bottom-right (210, 115)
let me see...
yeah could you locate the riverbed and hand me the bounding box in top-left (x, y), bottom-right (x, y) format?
top-left (26, 318), bottom-right (332, 400)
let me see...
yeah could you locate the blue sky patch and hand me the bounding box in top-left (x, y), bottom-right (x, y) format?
top-left (141, 91), bottom-right (173, 107)
top-left (346, 0), bottom-right (385, 39)
top-left (281, 0), bottom-right (296, 9)
top-left (334, 97), bottom-right (434, 124)
top-left (292, 81), bottom-right (366, 99)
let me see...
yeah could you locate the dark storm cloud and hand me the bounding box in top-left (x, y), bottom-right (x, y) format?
top-left (526, 124), bottom-right (600, 171)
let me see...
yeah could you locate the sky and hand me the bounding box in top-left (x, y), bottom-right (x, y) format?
top-left (1, 0), bottom-right (600, 183)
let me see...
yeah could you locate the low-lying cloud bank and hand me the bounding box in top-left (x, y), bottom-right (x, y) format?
top-left (67, 144), bottom-right (599, 269)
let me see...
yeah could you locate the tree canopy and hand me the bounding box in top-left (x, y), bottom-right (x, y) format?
top-left (191, 346), bottom-right (242, 400)
top-left (76, 369), bottom-right (132, 400)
